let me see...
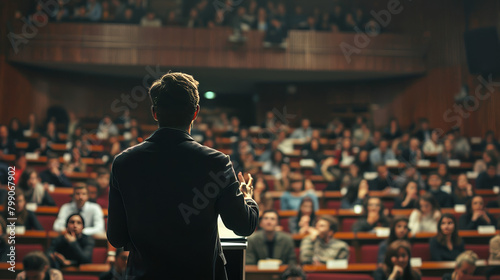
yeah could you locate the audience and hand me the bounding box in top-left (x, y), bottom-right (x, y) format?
top-left (373, 240), bottom-right (421, 280)
top-left (442, 251), bottom-right (478, 280)
top-left (53, 184), bottom-right (105, 236)
top-left (47, 213), bottom-right (94, 268)
top-left (352, 196), bottom-right (390, 232)
top-left (459, 195), bottom-right (497, 230)
top-left (16, 251), bottom-right (63, 280)
top-left (408, 193), bottom-right (441, 235)
top-left (430, 214), bottom-right (464, 261)
top-left (246, 210), bottom-right (296, 265)
top-left (300, 215), bottom-right (349, 264)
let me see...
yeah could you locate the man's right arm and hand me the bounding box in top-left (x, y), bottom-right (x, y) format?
top-left (107, 159), bottom-right (131, 248)
top-left (215, 155), bottom-right (259, 237)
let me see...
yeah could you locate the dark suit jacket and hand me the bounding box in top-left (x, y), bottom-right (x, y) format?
top-left (246, 230), bottom-right (296, 265)
top-left (107, 127), bottom-right (259, 280)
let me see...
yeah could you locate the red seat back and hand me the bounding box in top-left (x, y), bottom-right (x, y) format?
top-left (412, 243), bottom-right (431, 261)
top-left (360, 245), bottom-right (379, 263)
top-left (92, 247), bottom-right (107, 264)
top-left (465, 244), bottom-right (489, 260)
top-left (16, 244), bottom-right (44, 262)
top-left (308, 273), bottom-right (372, 280)
top-left (37, 215), bottom-right (56, 231)
top-left (52, 192), bottom-right (72, 207)
top-left (341, 218), bottom-right (357, 232)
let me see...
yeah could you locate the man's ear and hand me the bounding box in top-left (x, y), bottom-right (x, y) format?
top-left (192, 105), bottom-right (200, 121)
top-left (151, 106), bottom-right (158, 121)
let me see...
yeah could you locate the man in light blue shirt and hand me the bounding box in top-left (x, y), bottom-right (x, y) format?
top-left (289, 119), bottom-right (313, 140)
top-left (53, 183), bottom-right (105, 236)
top-left (369, 139), bottom-right (396, 167)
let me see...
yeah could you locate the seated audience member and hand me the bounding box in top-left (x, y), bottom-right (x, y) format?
top-left (262, 150), bottom-right (286, 176)
top-left (300, 215), bottom-right (349, 264)
top-left (302, 138), bottom-right (324, 175)
top-left (490, 234), bottom-right (500, 260)
top-left (408, 193), bottom-right (441, 234)
top-left (47, 214), bottom-right (94, 268)
top-left (373, 240), bottom-right (421, 280)
top-left (437, 163), bottom-right (453, 186)
top-left (340, 163), bottom-right (363, 191)
top-left (423, 130), bottom-right (443, 154)
top-left (280, 265), bottom-right (306, 280)
top-left (442, 251), bottom-right (478, 280)
top-left (280, 179), bottom-right (319, 211)
top-left (8, 118), bottom-right (24, 142)
top-left (340, 179), bottom-right (369, 210)
top-left (14, 153), bottom-right (27, 184)
top-left (413, 118), bottom-right (432, 143)
top-left (369, 165), bottom-right (396, 191)
top-left (394, 166), bottom-right (425, 190)
top-left (452, 174), bottom-right (474, 205)
top-left (246, 210), bottom-right (296, 265)
top-left (63, 146), bottom-right (87, 173)
top-left (16, 251), bottom-right (63, 280)
top-left (430, 214), bottom-right (464, 261)
top-left (140, 11), bottom-right (162, 27)
top-left (394, 181), bottom-right (419, 210)
top-left (378, 217), bottom-right (410, 265)
top-left (40, 153), bottom-right (72, 188)
top-left (451, 128), bottom-right (471, 161)
top-left (369, 139), bottom-right (396, 167)
top-left (19, 168), bottom-right (56, 206)
top-left (289, 119), bottom-right (313, 141)
top-left (321, 157), bottom-right (342, 191)
top-left (100, 247), bottom-right (129, 280)
top-left (53, 184), bottom-right (105, 235)
top-left (97, 115), bottom-right (119, 139)
top-left (3, 189), bottom-right (43, 230)
top-left (0, 217), bottom-right (10, 262)
top-left (0, 125), bottom-right (17, 155)
top-left (253, 175), bottom-right (273, 211)
top-left (402, 138), bottom-right (423, 165)
top-left (474, 150), bottom-right (498, 174)
top-left (459, 195), bottom-right (497, 230)
top-left (32, 134), bottom-right (51, 156)
top-left (94, 168), bottom-right (110, 209)
top-left (383, 118), bottom-right (402, 141)
top-left (427, 173), bottom-right (454, 208)
top-left (44, 121), bottom-right (60, 144)
top-left (352, 197), bottom-right (390, 232)
top-left (475, 163), bottom-right (500, 189)
top-left (437, 139), bottom-right (459, 164)
top-left (290, 197), bottom-right (316, 234)
top-left (482, 130), bottom-right (500, 151)
top-left (355, 149), bottom-right (371, 174)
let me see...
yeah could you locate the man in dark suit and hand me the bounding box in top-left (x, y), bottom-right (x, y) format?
top-left (107, 72), bottom-right (259, 280)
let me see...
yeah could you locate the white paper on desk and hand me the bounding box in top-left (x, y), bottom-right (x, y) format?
top-left (448, 160), bottom-right (461, 167)
top-left (417, 160), bottom-right (431, 167)
top-left (300, 159), bottom-right (316, 168)
top-left (441, 185), bottom-right (452, 194)
top-left (389, 188), bottom-right (400, 195)
top-left (15, 226), bottom-right (25, 235)
top-left (26, 203), bottom-right (37, 212)
top-left (375, 227), bottom-right (390, 237)
top-left (467, 171), bottom-right (478, 179)
top-left (475, 259), bottom-right (487, 266)
top-left (123, 131), bottom-right (132, 140)
top-left (385, 159), bottom-right (399, 167)
top-left (478, 225), bottom-right (496, 234)
top-left (488, 259), bottom-right (500, 266)
top-left (48, 184), bottom-right (55, 192)
top-left (63, 153), bottom-right (71, 163)
top-left (363, 172), bottom-right (378, 180)
top-left (257, 259), bottom-right (281, 270)
top-left (454, 204), bottom-right (466, 213)
top-left (326, 259), bottom-right (348, 269)
top-left (410, 258), bottom-right (422, 268)
top-left (249, 126), bottom-right (260, 132)
top-left (341, 156), bottom-right (355, 166)
top-left (353, 205), bottom-right (363, 214)
top-left (25, 152), bottom-right (39, 160)
top-left (471, 137), bottom-right (482, 144)
top-left (23, 130), bottom-right (32, 137)
top-left (494, 186), bottom-right (500, 194)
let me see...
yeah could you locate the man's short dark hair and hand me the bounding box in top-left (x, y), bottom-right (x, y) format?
top-left (261, 209), bottom-right (280, 221)
top-left (149, 72), bottom-right (200, 127)
top-left (23, 251), bottom-right (49, 271)
top-left (317, 215), bottom-right (338, 232)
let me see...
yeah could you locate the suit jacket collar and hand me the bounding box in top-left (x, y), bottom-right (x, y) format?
top-left (145, 127), bottom-right (195, 144)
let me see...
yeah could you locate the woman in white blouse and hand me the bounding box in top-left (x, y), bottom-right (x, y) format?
top-left (408, 193), bottom-right (442, 235)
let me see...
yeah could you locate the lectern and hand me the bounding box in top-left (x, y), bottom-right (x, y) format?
top-left (219, 216), bottom-right (248, 280)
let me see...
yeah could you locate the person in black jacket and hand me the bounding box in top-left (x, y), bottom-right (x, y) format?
top-left (100, 247), bottom-right (129, 280)
top-left (39, 153), bottom-right (72, 187)
top-left (427, 173), bottom-right (453, 208)
top-left (475, 163), bottom-right (500, 190)
top-left (430, 214), bottom-right (464, 261)
top-left (352, 196), bottom-right (390, 232)
top-left (3, 189), bottom-right (43, 231)
top-left (47, 213), bottom-right (94, 269)
top-left (107, 72), bottom-right (259, 280)
top-left (459, 195), bottom-right (497, 230)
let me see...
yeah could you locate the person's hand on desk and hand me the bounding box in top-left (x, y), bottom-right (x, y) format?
top-left (238, 172), bottom-right (254, 200)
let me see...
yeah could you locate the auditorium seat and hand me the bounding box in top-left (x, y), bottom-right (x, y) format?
top-left (315, 183), bottom-right (327, 191)
top-left (92, 247), bottom-right (108, 264)
top-left (280, 217), bottom-right (290, 233)
top-left (412, 243), bottom-right (431, 261)
top-left (326, 201), bottom-right (340, 210)
top-left (421, 277), bottom-right (443, 280)
top-left (295, 247), bottom-right (300, 264)
top-left (51, 192), bottom-right (72, 207)
top-left (307, 273), bottom-right (372, 280)
top-left (341, 218), bottom-right (357, 232)
top-left (465, 244), bottom-right (489, 259)
top-left (37, 215), bottom-right (57, 231)
top-left (360, 245), bottom-right (379, 263)
top-left (16, 244), bottom-right (44, 262)
top-left (462, 276), bottom-right (486, 280)
top-left (274, 200), bottom-right (280, 210)
top-left (348, 246), bottom-right (356, 264)
top-left (383, 201), bottom-right (394, 211)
